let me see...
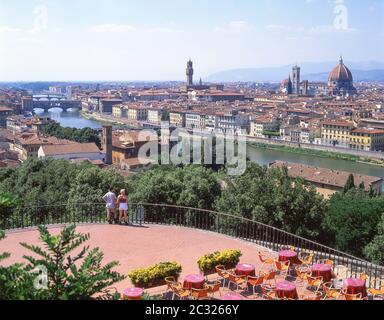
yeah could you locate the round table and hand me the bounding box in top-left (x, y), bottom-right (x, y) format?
top-left (183, 274), bottom-right (205, 290)
top-left (344, 278), bottom-right (367, 298)
top-left (222, 292), bottom-right (243, 300)
top-left (276, 281), bottom-right (299, 300)
top-left (312, 264), bottom-right (333, 283)
top-left (122, 287), bottom-right (144, 300)
top-left (235, 263), bottom-right (256, 277)
top-left (278, 250), bottom-right (301, 265)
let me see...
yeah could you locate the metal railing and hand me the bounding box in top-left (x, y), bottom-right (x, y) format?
top-left (1, 202), bottom-right (383, 289)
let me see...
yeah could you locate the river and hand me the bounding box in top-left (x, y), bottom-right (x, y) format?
top-left (37, 108), bottom-right (384, 186)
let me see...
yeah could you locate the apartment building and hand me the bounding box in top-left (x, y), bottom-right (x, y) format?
top-left (169, 111), bottom-right (186, 128)
top-left (147, 109), bottom-right (163, 124)
top-left (321, 120), bottom-right (354, 147)
top-left (185, 111), bottom-right (206, 129)
top-left (250, 117), bottom-right (279, 137)
top-left (349, 128), bottom-right (384, 151)
top-left (128, 106), bottom-right (148, 121)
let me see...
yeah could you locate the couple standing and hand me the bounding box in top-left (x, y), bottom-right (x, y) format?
top-left (102, 187), bottom-right (129, 225)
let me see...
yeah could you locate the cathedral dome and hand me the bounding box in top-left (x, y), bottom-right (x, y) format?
top-left (328, 57), bottom-right (353, 83)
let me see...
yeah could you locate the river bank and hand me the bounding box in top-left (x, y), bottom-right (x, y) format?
top-left (248, 142), bottom-right (384, 167)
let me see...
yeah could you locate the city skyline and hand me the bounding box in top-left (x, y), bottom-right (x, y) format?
top-left (0, 0), bottom-right (383, 81)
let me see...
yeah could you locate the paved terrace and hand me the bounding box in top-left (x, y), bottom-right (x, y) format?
top-left (1, 224), bottom-right (274, 294)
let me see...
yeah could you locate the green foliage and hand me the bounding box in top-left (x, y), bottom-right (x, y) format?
top-left (323, 189), bottom-right (384, 257)
top-left (343, 174), bottom-right (356, 193)
top-left (0, 192), bottom-right (18, 227)
top-left (197, 250), bottom-right (242, 273)
top-left (214, 163), bottom-right (327, 240)
top-left (127, 165), bottom-right (221, 210)
top-left (42, 122), bottom-right (101, 147)
top-left (364, 214), bottom-right (384, 264)
top-left (128, 262), bottom-right (182, 288)
top-left (20, 224), bottom-right (125, 300)
top-left (0, 231), bottom-right (41, 300)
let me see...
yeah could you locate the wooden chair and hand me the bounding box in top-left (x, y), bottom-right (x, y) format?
top-left (247, 274), bottom-right (264, 296)
top-left (341, 289), bottom-right (363, 301)
top-left (258, 251), bottom-right (275, 269)
top-left (228, 272), bottom-right (247, 291)
top-left (295, 265), bottom-right (311, 286)
top-left (299, 252), bottom-right (314, 266)
top-left (317, 259), bottom-right (334, 267)
top-left (306, 275), bottom-right (323, 292)
top-left (261, 284), bottom-right (278, 300)
top-left (333, 265), bottom-right (349, 280)
top-left (300, 292), bottom-right (323, 300)
top-left (165, 276), bottom-right (179, 294)
top-left (263, 270), bottom-right (277, 286)
top-left (367, 279), bottom-right (384, 297)
top-left (215, 265), bottom-right (230, 287)
top-left (274, 260), bottom-right (290, 280)
top-left (191, 286), bottom-right (210, 300)
top-left (322, 282), bottom-right (343, 300)
top-left (171, 284), bottom-right (191, 300)
top-left (207, 281), bottom-right (222, 299)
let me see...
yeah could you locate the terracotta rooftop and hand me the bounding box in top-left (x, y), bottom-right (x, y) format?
top-left (271, 161), bottom-right (383, 191)
top-left (40, 143), bottom-right (100, 156)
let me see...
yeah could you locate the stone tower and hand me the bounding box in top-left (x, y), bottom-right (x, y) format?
top-left (186, 59), bottom-right (194, 86)
top-left (102, 125), bottom-right (113, 165)
top-left (292, 65), bottom-right (301, 95)
top-left (287, 75), bottom-right (293, 95)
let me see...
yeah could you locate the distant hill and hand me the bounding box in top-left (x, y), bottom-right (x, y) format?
top-left (205, 61), bottom-right (384, 83)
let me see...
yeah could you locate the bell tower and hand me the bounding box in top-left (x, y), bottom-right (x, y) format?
top-left (186, 59), bottom-right (194, 86)
top-left (292, 65), bottom-right (301, 95)
top-left (102, 125), bottom-right (113, 165)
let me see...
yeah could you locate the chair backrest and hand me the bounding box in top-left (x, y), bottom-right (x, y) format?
top-left (192, 288), bottom-right (209, 299)
top-left (209, 281), bottom-right (221, 293)
top-left (165, 276), bottom-right (176, 287)
top-left (228, 273), bottom-right (239, 282)
top-left (295, 266), bottom-right (311, 278)
top-left (307, 275), bottom-right (323, 286)
top-left (215, 265), bottom-right (226, 277)
top-left (301, 292), bottom-right (322, 300)
top-left (258, 252), bottom-right (268, 263)
top-left (264, 270), bottom-right (276, 281)
top-left (247, 275), bottom-right (264, 286)
top-left (275, 260), bottom-right (290, 271)
top-left (334, 265), bottom-right (349, 279)
top-left (344, 292), bottom-right (362, 301)
top-left (261, 284), bottom-right (275, 295)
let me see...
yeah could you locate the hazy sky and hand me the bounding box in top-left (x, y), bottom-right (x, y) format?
top-left (0, 0), bottom-right (383, 81)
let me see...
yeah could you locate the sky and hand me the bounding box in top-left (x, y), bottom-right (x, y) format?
top-left (0, 0), bottom-right (383, 81)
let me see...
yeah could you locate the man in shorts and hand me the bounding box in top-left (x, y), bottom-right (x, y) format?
top-left (102, 187), bottom-right (117, 224)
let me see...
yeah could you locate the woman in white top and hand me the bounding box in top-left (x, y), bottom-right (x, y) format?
top-left (117, 189), bottom-right (128, 225)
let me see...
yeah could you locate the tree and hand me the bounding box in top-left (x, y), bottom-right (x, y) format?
top-left (323, 189), bottom-right (384, 257)
top-left (0, 231), bottom-right (37, 300)
top-left (364, 214), bottom-right (384, 264)
top-left (214, 163), bottom-right (327, 240)
top-left (20, 224), bottom-right (125, 300)
top-left (0, 192), bottom-right (18, 229)
top-left (343, 174), bottom-right (355, 193)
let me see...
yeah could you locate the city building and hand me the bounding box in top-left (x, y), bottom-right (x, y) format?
top-left (38, 143), bottom-right (102, 161)
top-left (321, 120), bottom-right (354, 147)
top-left (271, 161), bottom-right (383, 197)
top-left (127, 105), bottom-right (148, 121)
top-left (349, 128), bottom-right (384, 151)
top-left (169, 110), bottom-right (186, 128)
top-left (0, 106), bottom-right (13, 127)
top-left (147, 108), bottom-right (163, 124)
top-left (328, 57), bottom-right (357, 97)
top-left (250, 117), bottom-right (279, 137)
